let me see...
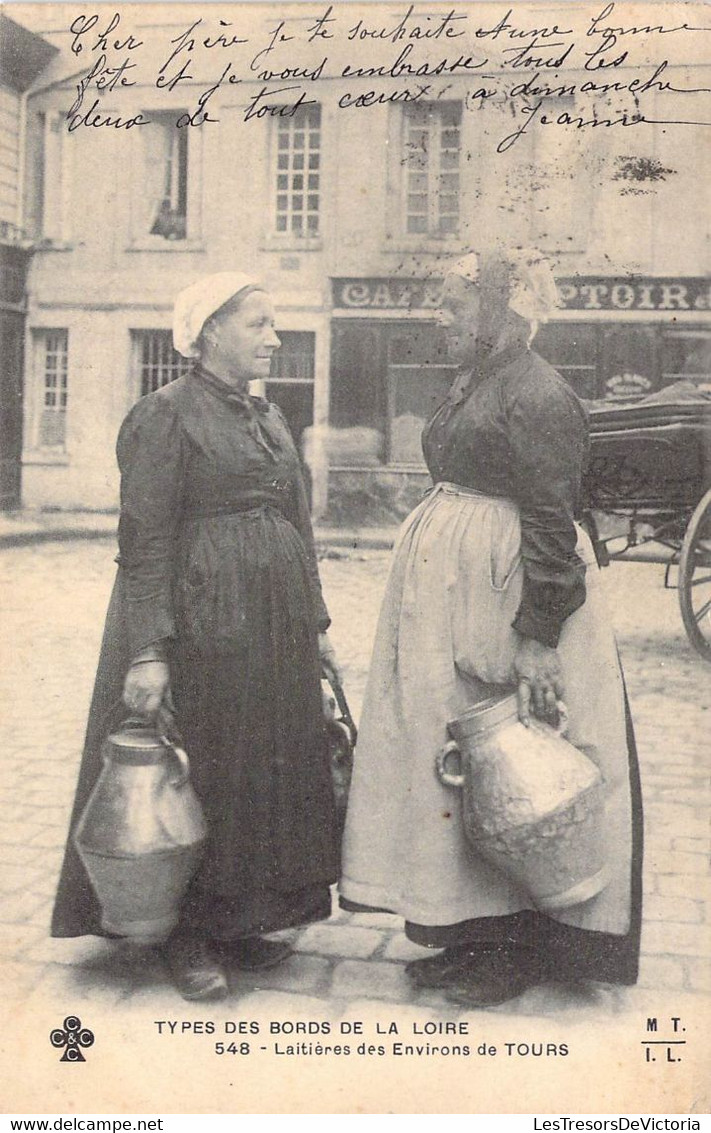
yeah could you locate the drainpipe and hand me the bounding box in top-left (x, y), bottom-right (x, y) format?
top-left (16, 88), bottom-right (30, 238)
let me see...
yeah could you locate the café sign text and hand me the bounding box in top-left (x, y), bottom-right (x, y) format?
top-left (333, 278), bottom-right (711, 313)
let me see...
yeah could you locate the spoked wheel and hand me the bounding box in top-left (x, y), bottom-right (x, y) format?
top-left (679, 488), bottom-right (711, 662)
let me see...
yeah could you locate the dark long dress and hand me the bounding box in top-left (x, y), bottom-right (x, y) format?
top-left (341, 342), bottom-right (642, 985)
top-left (52, 366), bottom-right (339, 940)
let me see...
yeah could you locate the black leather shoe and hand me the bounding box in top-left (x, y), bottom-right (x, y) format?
top-left (444, 948), bottom-right (547, 1007)
top-left (406, 944), bottom-right (494, 988)
top-left (218, 936), bottom-right (293, 971)
top-left (162, 931), bottom-right (228, 1002)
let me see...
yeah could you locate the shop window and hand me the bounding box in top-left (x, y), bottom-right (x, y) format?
top-left (533, 323), bottom-right (599, 400)
top-left (386, 326), bottom-right (454, 462)
top-left (402, 102), bottom-right (461, 237)
top-left (330, 323), bottom-right (386, 432)
top-left (661, 329), bottom-right (711, 393)
top-left (329, 323), bottom-right (386, 465)
top-left (602, 325), bottom-right (657, 400)
top-left (34, 329), bottom-right (68, 448)
top-left (273, 106), bottom-right (321, 238)
top-left (132, 330), bottom-right (192, 397)
top-left (330, 322), bottom-right (455, 466)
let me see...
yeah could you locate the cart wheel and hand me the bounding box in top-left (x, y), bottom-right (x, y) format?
top-left (679, 488), bottom-right (711, 662)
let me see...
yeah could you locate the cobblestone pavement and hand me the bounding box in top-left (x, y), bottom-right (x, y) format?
top-left (1, 538), bottom-right (709, 1110)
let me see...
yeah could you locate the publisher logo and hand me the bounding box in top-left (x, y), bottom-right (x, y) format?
top-left (49, 1015), bottom-right (95, 1062)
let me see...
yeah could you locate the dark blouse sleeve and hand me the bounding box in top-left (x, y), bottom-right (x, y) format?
top-left (116, 395), bottom-right (187, 658)
top-left (508, 371), bottom-right (588, 649)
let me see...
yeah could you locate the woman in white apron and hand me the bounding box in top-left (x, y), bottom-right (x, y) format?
top-left (340, 249), bottom-right (642, 1008)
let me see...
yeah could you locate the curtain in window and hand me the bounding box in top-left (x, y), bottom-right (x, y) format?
top-left (141, 119), bottom-right (186, 238)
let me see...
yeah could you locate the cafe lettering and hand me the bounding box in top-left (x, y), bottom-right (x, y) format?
top-left (333, 277), bottom-right (711, 313)
top-left (558, 278), bottom-right (711, 312)
top-left (330, 274), bottom-right (711, 413)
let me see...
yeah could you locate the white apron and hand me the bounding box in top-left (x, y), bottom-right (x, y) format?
top-left (340, 483), bottom-right (634, 935)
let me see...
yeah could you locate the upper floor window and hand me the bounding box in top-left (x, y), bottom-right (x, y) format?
top-left (34, 329), bottom-right (68, 448)
top-left (274, 105), bottom-right (321, 238)
top-left (132, 330), bottom-right (192, 396)
top-left (0, 87), bottom-right (20, 232)
top-left (129, 111), bottom-right (202, 247)
top-left (26, 111), bottom-right (71, 242)
top-left (402, 102), bottom-right (461, 237)
top-left (144, 113), bottom-right (189, 240)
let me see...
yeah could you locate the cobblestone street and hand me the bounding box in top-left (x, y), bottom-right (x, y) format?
top-left (1, 535), bottom-right (709, 1111)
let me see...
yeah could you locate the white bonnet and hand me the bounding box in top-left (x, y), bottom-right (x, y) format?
top-left (447, 248), bottom-right (559, 325)
top-left (506, 248), bottom-right (559, 324)
top-left (173, 272), bottom-right (264, 358)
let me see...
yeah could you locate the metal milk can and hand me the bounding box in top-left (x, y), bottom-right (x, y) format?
top-left (435, 693), bottom-right (609, 910)
top-left (74, 721), bottom-right (207, 943)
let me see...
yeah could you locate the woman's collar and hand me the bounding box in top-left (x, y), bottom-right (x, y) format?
top-left (448, 337), bottom-right (530, 405)
top-left (192, 363), bottom-right (269, 410)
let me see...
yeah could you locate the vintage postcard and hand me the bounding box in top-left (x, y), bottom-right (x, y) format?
top-left (1, 0), bottom-right (709, 1116)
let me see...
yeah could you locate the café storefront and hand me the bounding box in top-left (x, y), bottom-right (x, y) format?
top-left (323, 275), bottom-right (711, 520)
top-left (535, 276), bottom-right (711, 402)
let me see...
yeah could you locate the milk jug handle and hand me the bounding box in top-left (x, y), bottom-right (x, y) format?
top-left (436, 740), bottom-right (465, 789)
top-left (154, 703), bottom-right (193, 788)
top-left (324, 673), bottom-right (358, 746)
top-left (158, 736), bottom-right (191, 788)
top-left (119, 715), bottom-right (191, 788)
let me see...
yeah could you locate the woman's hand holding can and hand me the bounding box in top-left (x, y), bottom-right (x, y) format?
top-left (513, 636), bottom-right (565, 728)
top-left (123, 659), bottom-right (171, 722)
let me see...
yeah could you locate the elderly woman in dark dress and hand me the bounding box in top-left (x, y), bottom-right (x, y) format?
top-left (52, 273), bottom-right (341, 1001)
top-left (340, 248), bottom-right (643, 1008)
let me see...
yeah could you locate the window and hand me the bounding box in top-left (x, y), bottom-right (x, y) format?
top-left (386, 326), bottom-right (454, 462)
top-left (330, 321), bottom-right (454, 466)
top-left (602, 326), bottom-right (656, 400)
top-left (140, 113), bottom-right (189, 240)
top-left (269, 332), bottom-right (315, 382)
top-left (274, 106), bottom-right (321, 238)
top-left (533, 323), bottom-right (599, 400)
top-left (534, 322), bottom-right (711, 402)
top-left (661, 329), bottom-right (711, 392)
top-left (402, 102), bottom-right (461, 237)
top-left (266, 332), bottom-right (315, 448)
top-left (28, 111), bottom-right (71, 242)
top-left (132, 330), bottom-right (192, 396)
top-left (34, 329), bottom-right (68, 448)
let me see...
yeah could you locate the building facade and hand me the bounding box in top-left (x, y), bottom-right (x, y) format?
top-left (0, 14), bottom-right (56, 508)
top-left (11, 5), bottom-right (711, 517)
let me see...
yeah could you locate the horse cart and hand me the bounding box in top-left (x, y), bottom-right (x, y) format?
top-left (582, 395), bottom-right (711, 662)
